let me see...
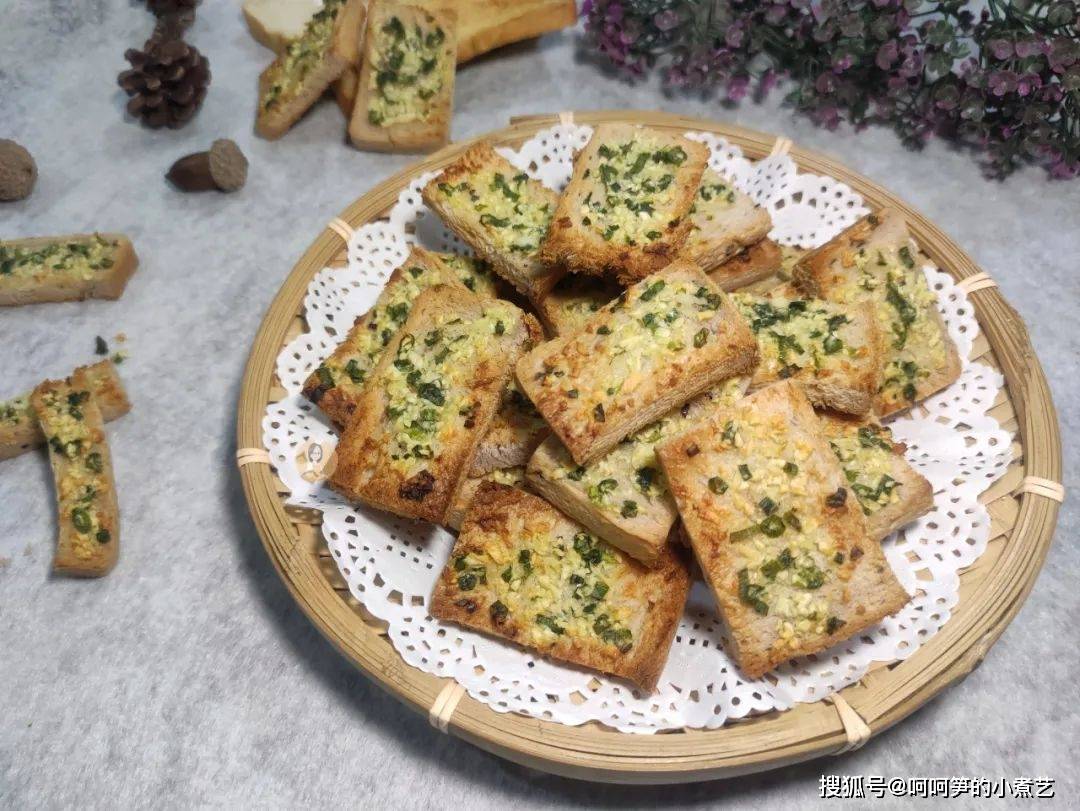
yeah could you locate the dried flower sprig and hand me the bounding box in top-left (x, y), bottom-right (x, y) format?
top-left (583, 0), bottom-right (1079, 179)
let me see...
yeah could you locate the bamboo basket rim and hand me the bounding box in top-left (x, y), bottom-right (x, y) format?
top-left (236, 110), bottom-right (1062, 783)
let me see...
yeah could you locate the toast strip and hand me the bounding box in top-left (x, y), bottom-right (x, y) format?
top-left (819, 413), bottom-right (934, 541)
top-left (516, 260), bottom-right (758, 466)
top-left (793, 209), bottom-right (961, 416)
top-left (656, 381), bottom-right (909, 678)
top-left (526, 376), bottom-right (748, 567)
top-left (302, 246), bottom-right (469, 427)
top-left (422, 142), bottom-right (563, 301)
top-left (734, 293), bottom-right (880, 416)
top-left (539, 123), bottom-right (708, 283)
top-left (0, 234), bottom-right (137, 307)
top-left (708, 238), bottom-right (782, 292)
top-left (470, 316), bottom-right (549, 475)
top-left (32, 370), bottom-right (121, 577)
top-left (329, 287), bottom-right (530, 522)
top-left (257, 0), bottom-right (362, 139)
top-left (535, 273), bottom-right (620, 337)
top-left (348, 2), bottom-right (458, 152)
top-left (431, 482), bottom-right (691, 690)
top-left (1, 360), bottom-right (130, 461)
top-left (680, 169), bottom-right (772, 272)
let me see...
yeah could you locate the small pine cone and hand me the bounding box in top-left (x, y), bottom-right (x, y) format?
top-left (118, 37), bottom-right (211, 129)
top-left (145, 0), bottom-right (200, 16)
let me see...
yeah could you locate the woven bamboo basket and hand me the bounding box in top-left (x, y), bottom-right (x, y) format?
top-left (236, 111), bottom-right (1063, 783)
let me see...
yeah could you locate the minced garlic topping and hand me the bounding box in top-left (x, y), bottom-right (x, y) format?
top-left (434, 169), bottom-right (553, 257)
top-left (367, 14), bottom-right (446, 127)
top-left (0, 234), bottom-right (118, 284)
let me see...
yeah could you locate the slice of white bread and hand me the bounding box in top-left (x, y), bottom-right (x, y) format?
top-left (348, 2), bottom-right (458, 152)
top-left (793, 208), bottom-right (961, 417)
top-left (819, 412), bottom-right (934, 541)
top-left (0, 234), bottom-right (137, 307)
top-left (734, 292), bottom-right (881, 416)
top-left (516, 260), bottom-right (758, 466)
top-left (422, 142), bottom-right (563, 301)
top-left (329, 287), bottom-right (530, 522)
top-left (539, 123), bottom-right (709, 284)
top-left (1, 360), bottom-right (130, 461)
top-left (708, 238), bottom-right (782, 292)
top-left (302, 246), bottom-right (468, 427)
top-left (526, 376), bottom-right (748, 567)
top-left (430, 482), bottom-right (691, 691)
top-left (470, 315), bottom-right (549, 475)
top-left (680, 169), bottom-right (773, 272)
top-left (656, 381), bottom-right (909, 679)
top-left (535, 273), bottom-right (620, 337)
top-left (243, 0), bottom-right (324, 53)
top-left (444, 465), bottom-right (524, 531)
top-left (32, 370), bottom-right (121, 577)
top-left (256, 0), bottom-right (365, 139)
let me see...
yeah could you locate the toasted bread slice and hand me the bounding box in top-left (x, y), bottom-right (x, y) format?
top-left (329, 287), bottom-right (530, 522)
top-left (429, 251), bottom-right (501, 298)
top-left (302, 246), bottom-right (468, 427)
top-left (348, 3), bottom-right (457, 152)
top-left (708, 238), bottom-right (782, 291)
top-left (422, 142), bottom-right (563, 300)
top-left (471, 315), bottom-right (548, 475)
top-left (256, 0), bottom-right (364, 139)
top-left (680, 169), bottom-right (773, 272)
top-left (516, 260), bottom-right (758, 466)
top-left (1, 360), bottom-right (130, 461)
top-left (32, 370), bottom-right (121, 577)
top-left (734, 293), bottom-right (881, 416)
top-left (819, 412), bottom-right (934, 541)
top-left (526, 376), bottom-right (748, 566)
top-left (535, 273), bottom-right (620, 337)
top-left (539, 124), bottom-right (709, 284)
top-left (431, 482), bottom-right (691, 690)
top-left (444, 466), bottom-right (525, 531)
top-left (656, 381), bottom-right (909, 679)
top-left (0, 234), bottom-right (137, 307)
top-left (793, 209), bottom-right (961, 416)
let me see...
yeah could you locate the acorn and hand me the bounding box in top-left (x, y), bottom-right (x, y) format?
top-left (166, 138), bottom-right (247, 192)
top-left (0, 139), bottom-right (37, 202)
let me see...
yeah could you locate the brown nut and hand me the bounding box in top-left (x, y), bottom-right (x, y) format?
top-left (166, 138), bottom-right (247, 192)
top-left (0, 139), bottom-right (37, 202)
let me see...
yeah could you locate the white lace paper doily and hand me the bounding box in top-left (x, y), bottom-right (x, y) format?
top-left (263, 123), bottom-right (1013, 733)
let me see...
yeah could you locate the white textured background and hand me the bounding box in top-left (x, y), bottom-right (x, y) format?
top-left (0, 2), bottom-right (1077, 807)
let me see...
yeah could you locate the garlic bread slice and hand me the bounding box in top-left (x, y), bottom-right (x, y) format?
top-left (540, 123), bottom-right (708, 284)
top-left (680, 168), bottom-right (772, 272)
top-left (516, 260), bottom-right (758, 466)
top-left (0, 233), bottom-right (137, 307)
top-left (793, 209), bottom-right (961, 416)
top-left (329, 287), bottom-right (530, 522)
top-left (656, 381), bottom-right (909, 679)
top-left (431, 482), bottom-right (691, 691)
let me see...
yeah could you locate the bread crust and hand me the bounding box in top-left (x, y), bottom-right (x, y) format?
top-left (539, 124), bottom-right (709, 284)
top-left (792, 208), bottom-right (961, 417)
top-left (818, 411), bottom-right (934, 541)
top-left (348, 3), bottom-right (457, 152)
top-left (736, 293), bottom-right (882, 416)
top-left (656, 381), bottom-right (909, 679)
top-left (328, 286), bottom-right (530, 522)
top-left (708, 238), bottom-right (782, 292)
top-left (516, 260), bottom-right (758, 466)
top-left (421, 141), bottom-right (564, 301)
top-left (443, 466), bottom-right (525, 531)
top-left (0, 234), bottom-right (137, 307)
top-left (32, 370), bottom-right (121, 577)
top-left (430, 482), bottom-right (691, 690)
top-left (0, 360), bottom-right (130, 461)
top-left (255, 0), bottom-right (362, 139)
top-left (680, 169), bottom-right (773, 272)
top-left (302, 246), bottom-right (465, 427)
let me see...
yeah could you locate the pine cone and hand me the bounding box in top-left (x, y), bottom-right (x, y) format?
top-left (145, 0), bottom-right (200, 16)
top-left (118, 36), bottom-right (211, 129)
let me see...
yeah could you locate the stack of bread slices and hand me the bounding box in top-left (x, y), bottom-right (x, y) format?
top-left (306, 123), bottom-right (960, 690)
